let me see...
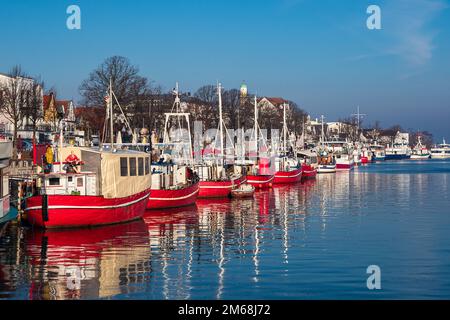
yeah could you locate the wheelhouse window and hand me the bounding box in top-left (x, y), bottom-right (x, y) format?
top-left (77, 178), bottom-right (83, 187)
top-left (129, 158), bottom-right (137, 176)
top-left (138, 158), bottom-right (144, 176)
top-left (120, 157), bottom-right (128, 176)
top-left (49, 177), bottom-right (60, 186)
top-left (145, 157), bottom-right (150, 175)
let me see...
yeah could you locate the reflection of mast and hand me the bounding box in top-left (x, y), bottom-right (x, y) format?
top-left (252, 221), bottom-right (260, 283)
top-left (185, 232), bottom-right (194, 299)
top-left (282, 193), bottom-right (289, 264)
top-left (216, 216), bottom-right (225, 299)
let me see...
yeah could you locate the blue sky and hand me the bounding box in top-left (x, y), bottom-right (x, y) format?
top-left (1, 0), bottom-right (449, 140)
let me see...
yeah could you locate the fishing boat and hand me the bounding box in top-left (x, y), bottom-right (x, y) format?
top-left (148, 161), bottom-right (199, 209)
top-left (0, 140), bottom-right (17, 226)
top-left (323, 141), bottom-right (354, 170)
top-left (244, 95), bottom-right (274, 189)
top-left (360, 146), bottom-right (371, 164)
top-left (196, 83), bottom-right (245, 198)
top-left (317, 151), bottom-right (337, 173)
top-left (411, 136), bottom-right (431, 160)
top-left (231, 183), bottom-right (255, 198)
top-left (370, 144), bottom-right (386, 161)
top-left (24, 82), bottom-right (151, 228)
top-left (296, 150), bottom-right (318, 180)
top-left (430, 139), bottom-right (450, 159)
top-left (147, 84), bottom-right (199, 209)
top-left (385, 142), bottom-right (411, 160)
top-left (273, 103), bottom-right (302, 184)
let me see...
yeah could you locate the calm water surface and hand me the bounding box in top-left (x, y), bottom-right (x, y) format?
top-left (1, 160), bottom-right (450, 299)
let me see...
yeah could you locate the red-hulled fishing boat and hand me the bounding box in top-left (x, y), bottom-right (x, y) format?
top-left (297, 150), bottom-right (318, 180)
top-left (272, 103), bottom-right (302, 184)
top-left (197, 164), bottom-right (246, 197)
top-left (25, 147), bottom-right (151, 228)
top-left (146, 84), bottom-right (200, 208)
top-left (196, 83), bottom-right (245, 198)
top-left (25, 83), bottom-right (152, 229)
top-left (148, 163), bottom-right (199, 209)
top-left (241, 95), bottom-right (274, 188)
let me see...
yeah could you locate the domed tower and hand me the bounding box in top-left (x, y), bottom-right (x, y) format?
top-left (239, 81), bottom-right (248, 106)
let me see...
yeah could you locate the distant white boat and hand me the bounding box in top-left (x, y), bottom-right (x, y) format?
top-left (430, 139), bottom-right (450, 159)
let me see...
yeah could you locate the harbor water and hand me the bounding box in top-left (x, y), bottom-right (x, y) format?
top-left (1, 160), bottom-right (450, 299)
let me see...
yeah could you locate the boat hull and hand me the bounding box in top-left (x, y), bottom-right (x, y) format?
top-left (372, 156), bottom-right (385, 161)
top-left (273, 168), bottom-right (302, 184)
top-left (385, 154), bottom-right (411, 160)
top-left (246, 174), bottom-right (274, 189)
top-left (147, 182), bottom-right (199, 209)
top-left (198, 175), bottom-right (246, 198)
top-left (25, 189), bottom-right (151, 229)
top-left (410, 154), bottom-right (430, 160)
top-left (431, 155), bottom-right (450, 159)
top-left (301, 164), bottom-right (317, 180)
top-left (317, 165), bottom-right (336, 173)
top-left (336, 162), bottom-right (354, 170)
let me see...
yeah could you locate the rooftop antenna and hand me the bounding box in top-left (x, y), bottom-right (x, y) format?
top-left (351, 105), bottom-right (366, 132)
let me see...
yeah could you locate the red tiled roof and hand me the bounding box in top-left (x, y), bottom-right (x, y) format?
top-left (56, 100), bottom-right (70, 108)
top-left (43, 93), bottom-right (54, 111)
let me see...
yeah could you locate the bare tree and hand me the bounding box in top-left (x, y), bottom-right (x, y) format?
top-left (0, 66), bottom-right (32, 158)
top-left (79, 56), bottom-right (150, 117)
top-left (23, 78), bottom-right (44, 142)
top-left (222, 88), bottom-right (240, 129)
top-left (194, 85), bottom-right (217, 105)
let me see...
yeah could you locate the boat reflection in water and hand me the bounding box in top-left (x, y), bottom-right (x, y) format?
top-left (25, 220), bottom-right (150, 300)
top-left (2, 178), bottom-right (319, 300)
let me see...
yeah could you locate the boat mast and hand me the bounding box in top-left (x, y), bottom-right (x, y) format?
top-left (109, 78), bottom-right (114, 149)
top-left (254, 95), bottom-right (258, 154)
top-left (320, 115), bottom-right (325, 145)
top-left (217, 83), bottom-right (225, 164)
top-left (283, 103), bottom-right (287, 155)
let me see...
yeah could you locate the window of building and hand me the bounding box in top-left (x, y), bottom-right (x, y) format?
top-left (120, 157), bottom-right (128, 176)
top-left (129, 158), bottom-right (137, 176)
top-left (138, 158), bottom-right (144, 176)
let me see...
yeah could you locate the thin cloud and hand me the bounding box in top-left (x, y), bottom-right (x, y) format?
top-left (384, 0), bottom-right (447, 65)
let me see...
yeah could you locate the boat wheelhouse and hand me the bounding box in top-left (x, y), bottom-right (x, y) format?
top-left (25, 146), bottom-right (152, 228)
top-left (430, 139), bottom-right (450, 159)
top-left (385, 143), bottom-right (411, 160)
top-left (369, 144), bottom-right (386, 161)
